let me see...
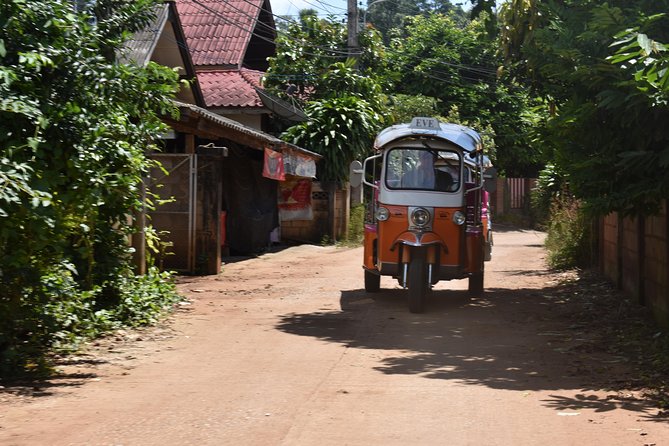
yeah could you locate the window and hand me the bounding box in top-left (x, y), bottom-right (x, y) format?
top-left (385, 148), bottom-right (461, 192)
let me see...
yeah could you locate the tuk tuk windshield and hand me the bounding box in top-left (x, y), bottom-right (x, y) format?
top-left (385, 148), bottom-right (461, 192)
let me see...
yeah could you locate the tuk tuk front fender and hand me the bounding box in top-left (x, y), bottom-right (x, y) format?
top-left (390, 231), bottom-right (448, 254)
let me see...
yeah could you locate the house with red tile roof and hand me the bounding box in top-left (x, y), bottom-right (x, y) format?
top-left (122, 0), bottom-right (325, 274)
top-left (175, 0), bottom-right (277, 129)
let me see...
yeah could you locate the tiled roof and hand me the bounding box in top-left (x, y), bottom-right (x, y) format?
top-left (197, 68), bottom-right (263, 108)
top-left (175, 0), bottom-right (264, 67)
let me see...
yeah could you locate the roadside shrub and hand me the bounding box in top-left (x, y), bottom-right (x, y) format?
top-left (0, 0), bottom-right (182, 378)
top-left (531, 163), bottom-right (564, 227)
top-left (344, 204), bottom-right (365, 245)
top-left (109, 267), bottom-right (181, 327)
top-left (545, 195), bottom-right (594, 269)
top-left (0, 265), bottom-right (180, 378)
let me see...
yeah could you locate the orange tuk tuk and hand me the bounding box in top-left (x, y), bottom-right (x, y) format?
top-left (351, 117), bottom-right (496, 312)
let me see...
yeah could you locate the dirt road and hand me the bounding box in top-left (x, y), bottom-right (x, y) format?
top-left (2, 227), bottom-right (669, 445)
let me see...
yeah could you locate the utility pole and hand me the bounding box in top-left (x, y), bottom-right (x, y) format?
top-left (347, 0), bottom-right (358, 60)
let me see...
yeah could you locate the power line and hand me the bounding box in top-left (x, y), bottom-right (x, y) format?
top-left (219, 0), bottom-right (496, 77)
top-left (187, 0), bottom-right (357, 59)
top-left (147, 1), bottom-right (504, 90)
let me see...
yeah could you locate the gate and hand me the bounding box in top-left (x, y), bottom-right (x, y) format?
top-left (148, 154), bottom-right (197, 272)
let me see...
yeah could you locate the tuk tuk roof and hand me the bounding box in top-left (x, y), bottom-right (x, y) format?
top-left (374, 117), bottom-right (482, 153)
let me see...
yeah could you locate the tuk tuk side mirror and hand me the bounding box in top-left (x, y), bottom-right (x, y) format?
top-left (483, 167), bottom-right (498, 193)
top-left (353, 155), bottom-right (382, 189)
top-left (349, 160), bottom-right (363, 188)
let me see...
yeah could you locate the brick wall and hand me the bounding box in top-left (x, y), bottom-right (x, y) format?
top-left (599, 201), bottom-right (669, 327)
top-left (280, 182), bottom-right (351, 244)
top-left (490, 177), bottom-right (537, 219)
top-left (280, 182), bottom-right (328, 243)
top-left (644, 202), bottom-right (668, 324)
top-left (600, 213), bottom-right (618, 282)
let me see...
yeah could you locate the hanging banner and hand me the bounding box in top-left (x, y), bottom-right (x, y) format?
top-left (283, 150), bottom-right (317, 178)
top-left (262, 148), bottom-right (285, 181)
top-left (278, 177), bottom-right (313, 221)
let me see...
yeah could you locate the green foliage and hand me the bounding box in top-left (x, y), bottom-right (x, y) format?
top-left (145, 225), bottom-right (174, 271)
top-left (283, 93), bottom-right (383, 183)
top-left (268, 21), bottom-right (386, 184)
top-left (544, 195), bottom-right (594, 270)
top-left (499, 0), bottom-right (669, 215)
top-left (265, 15), bottom-right (388, 169)
top-left (1, 262), bottom-right (180, 378)
top-left (265, 13), bottom-right (348, 97)
top-left (609, 30), bottom-right (669, 98)
top-left (265, 14), bottom-right (388, 102)
top-left (386, 12), bottom-right (544, 176)
top-left (344, 204), bottom-right (365, 246)
top-left (106, 267), bottom-right (181, 328)
top-left (0, 0), bottom-right (181, 377)
top-left (365, 0), bottom-right (467, 45)
top-left (530, 163), bottom-right (565, 225)
top-left (385, 94), bottom-right (441, 125)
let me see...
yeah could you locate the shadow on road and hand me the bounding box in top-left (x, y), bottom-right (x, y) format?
top-left (0, 371), bottom-right (99, 399)
top-left (275, 278), bottom-right (664, 419)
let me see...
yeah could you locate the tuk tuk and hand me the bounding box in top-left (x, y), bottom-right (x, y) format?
top-left (352, 117), bottom-right (495, 313)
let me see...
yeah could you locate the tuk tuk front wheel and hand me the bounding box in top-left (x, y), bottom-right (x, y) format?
top-left (408, 253), bottom-right (428, 313)
top-left (364, 270), bottom-right (381, 293)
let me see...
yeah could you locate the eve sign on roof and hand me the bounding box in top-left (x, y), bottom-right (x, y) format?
top-left (409, 117), bottom-right (439, 129)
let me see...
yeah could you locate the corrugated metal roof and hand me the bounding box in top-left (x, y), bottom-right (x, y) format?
top-left (198, 68), bottom-right (262, 108)
top-left (175, 0), bottom-right (264, 66)
top-left (173, 100), bottom-right (322, 159)
top-left (118, 4), bottom-right (170, 66)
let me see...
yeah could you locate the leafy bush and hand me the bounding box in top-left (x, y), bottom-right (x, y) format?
top-left (531, 163), bottom-right (565, 227)
top-left (544, 195), bottom-right (594, 269)
top-left (0, 264), bottom-right (181, 378)
top-left (283, 93), bottom-right (382, 183)
top-left (0, 0), bottom-right (181, 377)
top-left (109, 268), bottom-right (181, 328)
top-left (344, 204), bottom-right (365, 246)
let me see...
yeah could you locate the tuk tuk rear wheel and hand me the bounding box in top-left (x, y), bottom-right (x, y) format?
top-left (469, 271), bottom-right (484, 297)
top-left (364, 270), bottom-right (381, 293)
top-left (408, 254), bottom-right (428, 313)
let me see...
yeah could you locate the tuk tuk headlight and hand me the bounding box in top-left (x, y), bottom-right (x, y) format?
top-left (453, 211), bottom-right (466, 226)
top-left (375, 206), bottom-right (390, 221)
top-left (411, 207), bottom-right (431, 227)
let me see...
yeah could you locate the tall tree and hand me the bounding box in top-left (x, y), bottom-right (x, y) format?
top-left (386, 12), bottom-right (543, 175)
top-left (365, 0), bottom-right (467, 44)
top-left (499, 0), bottom-right (669, 215)
top-left (265, 15), bottom-right (387, 183)
top-left (265, 13), bottom-right (387, 100)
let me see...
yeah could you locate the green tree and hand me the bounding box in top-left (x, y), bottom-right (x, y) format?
top-left (364, 0), bottom-right (467, 44)
top-left (265, 13), bottom-right (387, 101)
top-left (266, 15), bottom-right (387, 183)
top-left (0, 0), bottom-right (181, 375)
top-left (386, 12), bottom-right (543, 175)
top-left (385, 93), bottom-right (441, 124)
top-left (281, 61), bottom-right (384, 183)
top-left (499, 1), bottom-right (669, 215)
